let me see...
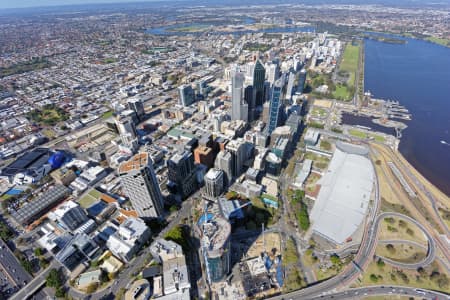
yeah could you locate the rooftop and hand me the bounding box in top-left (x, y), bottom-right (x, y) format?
top-left (1, 148), bottom-right (53, 177)
top-left (205, 168), bottom-right (223, 181)
top-left (11, 185), bottom-right (70, 225)
top-left (310, 144), bottom-right (374, 244)
top-left (118, 152), bottom-right (148, 174)
top-left (201, 216), bottom-right (231, 255)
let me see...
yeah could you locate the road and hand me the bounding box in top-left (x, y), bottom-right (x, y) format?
top-left (311, 285), bottom-right (450, 300)
top-left (373, 212), bottom-right (436, 270)
top-left (0, 238), bottom-right (33, 294)
top-left (10, 260), bottom-right (59, 300)
top-left (66, 197), bottom-right (196, 300)
top-left (371, 144), bottom-right (450, 268)
top-left (269, 156), bottom-right (380, 299)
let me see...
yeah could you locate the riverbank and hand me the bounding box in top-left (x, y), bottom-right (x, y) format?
top-left (364, 30), bottom-right (450, 48)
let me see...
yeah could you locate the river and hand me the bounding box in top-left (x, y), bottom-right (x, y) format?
top-left (348, 35), bottom-right (450, 196)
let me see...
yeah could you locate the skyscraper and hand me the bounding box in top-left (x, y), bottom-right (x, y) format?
top-left (214, 151), bottom-right (232, 186)
top-left (267, 63), bottom-right (279, 85)
top-left (296, 69), bottom-right (307, 94)
top-left (178, 84), bottom-right (195, 107)
top-left (204, 168), bottom-right (224, 199)
top-left (253, 60), bottom-right (266, 109)
top-left (231, 72), bottom-right (245, 121)
top-left (115, 115), bottom-right (138, 152)
top-left (267, 79), bottom-right (283, 135)
top-left (127, 98), bottom-right (145, 122)
top-left (119, 153), bottom-right (164, 219)
top-left (226, 139), bottom-right (246, 178)
top-left (167, 151), bottom-right (197, 199)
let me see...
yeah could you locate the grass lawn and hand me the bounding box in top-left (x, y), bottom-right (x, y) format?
top-left (358, 260), bottom-right (449, 293)
top-left (102, 58), bottom-right (118, 64)
top-left (88, 188), bottom-right (102, 199)
top-left (378, 217), bottom-right (427, 246)
top-left (27, 105), bottom-right (68, 126)
top-left (78, 194), bottom-right (97, 208)
top-left (283, 238), bottom-right (306, 292)
top-left (339, 43), bottom-right (360, 86)
top-left (0, 194), bottom-right (13, 201)
top-left (332, 84), bottom-right (352, 101)
top-left (376, 243), bottom-right (426, 264)
top-left (283, 238), bottom-right (299, 266)
top-left (348, 129), bottom-right (368, 139)
top-left (102, 111), bottom-right (114, 119)
top-left (425, 36), bottom-right (450, 47)
top-left (348, 129), bottom-right (386, 142)
top-left (168, 25), bottom-right (209, 33)
top-left (42, 129), bottom-right (56, 138)
top-left (310, 107), bottom-right (328, 118)
top-left (315, 267), bottom-right (340, 281)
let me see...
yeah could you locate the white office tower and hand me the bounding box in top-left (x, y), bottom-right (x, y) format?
top-left (215, 151), bottom-right (232, 186)
top-left (115, 116), bottom-right (138, 152)
top-left (266, 63), bottom-right (279, 85)
top-left (118, 153), bottom-right (164, 219)
top-left (226, 139), bottom-right (246, 178)
top-left (204, 169), bottom-right (224, 199)
top-left (231, 72), bottom-right (246, 121)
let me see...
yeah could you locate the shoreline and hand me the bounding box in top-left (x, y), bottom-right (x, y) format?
top-left (395, 147), bottom-right (450, 200)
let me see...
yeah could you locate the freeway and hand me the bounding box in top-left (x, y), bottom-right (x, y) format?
top-left (373, 212), bottom-right (436, 270)
top-left (311, 285), bottom-right (450, 300)
top-left (0, 238), bottom-right (33, 290)
top-left (371, 144), bottom-right (450, 268)
top-left (10, 260), bottom-right (59, 300)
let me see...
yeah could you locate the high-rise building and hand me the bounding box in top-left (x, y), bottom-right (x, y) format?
top-left (204, 169), bottom-right (224, 199)
top-left (285, 72), bottom-right (296, 102)
top-left (200, 216), bottom-right (231, 283)
top-left (214, 151), bottom-right (232, 186)
top-left (253, 60), bottom-right (266, 109)
top-left (178, 84), bottom-right (195, 107)
top-left (231, 72), bottom-right (245, 121)
top-left (127, 98), bottom-right (145, 122)
top-left (115, 116), bottom-right (138, 152)
top-left (167, 151), bottom-right (197, 199)
top-left (119, 153), bottom-right (164, 219)
top-left (267, 80), bottom-right (283, 135)
top-left (296, 69), bottom-right (307, 94)
top-left (194, 146), bottom-right (215, 168)
top-left (267, 63), bottom-right (279, 85)
top-left (226, 139), bottom-right (246, 178)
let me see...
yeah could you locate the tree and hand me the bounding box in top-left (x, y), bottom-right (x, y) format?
top-left (55, 287), bottom-right (65, 298)
top-left (46, 268), bottom-right (62, 288)
top-left (398, 219), bottom-right (407, 228)
top-left (34, 248), bottom-right (43, 256)
top-left (330, 254), bottom-right (341, 265)
top-left (298, 203), bottom-right (310, 231)
top-left (0, 222), bottom-right (14, 241)
top-left (370, 274), bottom-right (378, 282)
top-left (386, 244), bottom-right (396, 254)
top-left (169, 205), bottom-right (178, 213)
top-left (376, 258), bottom-right (385, 268)
top-left (164, 225), bottom-right (189, 251)
top-left (86, 282), bottom-right (98, 293)
top-left (115, 288), bottom-right (126, 300)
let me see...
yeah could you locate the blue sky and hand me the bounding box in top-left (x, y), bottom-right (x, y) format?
top-left (0, 0), bottom-right (160, 9)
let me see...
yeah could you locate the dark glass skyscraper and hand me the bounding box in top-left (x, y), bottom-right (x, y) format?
top-left (251, 60), bottom-right (266, 120)
top-left (268, 79), bottom-right (283, 135)
top-left (178, 84), bottom-right (195, 107)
